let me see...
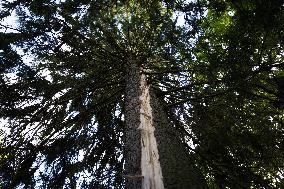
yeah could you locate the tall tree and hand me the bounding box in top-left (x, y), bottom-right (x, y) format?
top-left (1, 0), bottom-right (284, 188)
top-left (0, 0), bottom-right (207, 188)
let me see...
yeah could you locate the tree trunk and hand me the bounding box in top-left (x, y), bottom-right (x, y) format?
top-left (150, 91), bottom-right (208, 189)
top-left (124, 59), bottom-right (143, 189)
top-left (124, 59), bottom-right (208, 189)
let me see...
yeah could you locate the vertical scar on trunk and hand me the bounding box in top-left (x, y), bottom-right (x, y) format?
top-left (138, 73), bottom-right (165, 189)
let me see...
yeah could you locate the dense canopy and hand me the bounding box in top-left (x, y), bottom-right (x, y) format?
top-left (0, 0), bottom-right (284, 188)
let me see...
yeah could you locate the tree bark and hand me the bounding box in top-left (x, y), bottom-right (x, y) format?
top-left (124, 59), bottom-right (208, 189)
top-left (151, 91), bottom-right (208, 189)
top-left (124, 58), bottom-right (164, 189)
top-left (124, 59), bottom-right (143, 189)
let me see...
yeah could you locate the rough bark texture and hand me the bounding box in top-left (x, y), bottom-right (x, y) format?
top-left (150, 91), bottom-right (209, 189)
top-left (124, 59), bottom-right (143, 189)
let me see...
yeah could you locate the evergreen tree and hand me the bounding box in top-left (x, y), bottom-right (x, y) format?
top-left (0, 0), bottom-right (283, 188)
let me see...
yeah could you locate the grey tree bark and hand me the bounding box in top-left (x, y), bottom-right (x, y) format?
top-left (124, 59), bottom-right (143, 189)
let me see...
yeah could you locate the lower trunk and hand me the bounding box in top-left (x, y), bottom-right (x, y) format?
top-left (138, 73), bottom-right (164, 189)
top-left (124, 60), bottom-right (208, 189)
top-left (150, 91), bottom-right (208, 189)
top-left (124, 60), bottom-right (143, 189)
top-left (124, 60), bottom-right (163, 189)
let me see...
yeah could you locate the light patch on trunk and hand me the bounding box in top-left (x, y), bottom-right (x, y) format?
top-left (138, 74), bottom-right (165, 189)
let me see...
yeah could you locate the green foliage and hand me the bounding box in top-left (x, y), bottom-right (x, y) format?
top-left (0, 0), bottom-right (284, 188)
top-left (183, 0), bottom-right (284, 188)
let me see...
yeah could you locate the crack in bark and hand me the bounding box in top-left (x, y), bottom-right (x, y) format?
top-left (139, 74), bottom-right (165, 189)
